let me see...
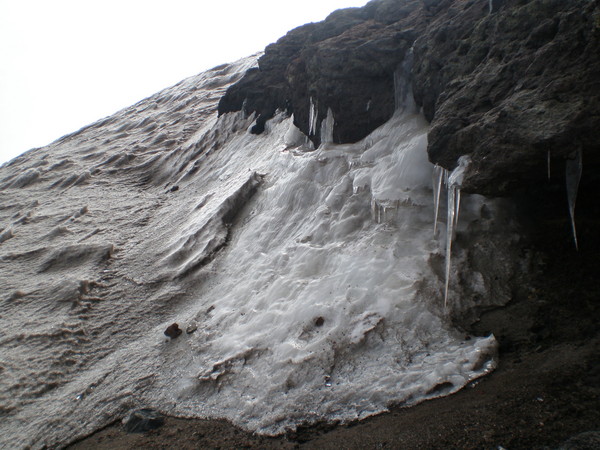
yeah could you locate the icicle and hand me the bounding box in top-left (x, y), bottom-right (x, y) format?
top-left (442, 155), bottom-right (471, 308)
top-left (308, 97), bottom-right (318, 136)
top-left (489, 0), bottom-right (502, 14)
top-left (547, 151), bottom-right (551, 179)
top-left (371, 198), bottom-right (377, 223)
top-left (565, 148), bottom-right (582, 250)
top-left (320, 108), bottom-right (334, 145)
top-left (371, 198), bottom-right (391, 224)
top-left (432, 165), bottom-right (445, 236)
top-left (394, 47), bottom-right (415, 112)
top-left (454, 188), bottom-right (461, 228)
top-left (444, 185), bottom-right (456, 308)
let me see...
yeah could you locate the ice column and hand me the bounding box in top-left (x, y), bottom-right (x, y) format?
top-left (320, 108), bottom-right (335, 145)
top-left (565, 148), bottom-right (582, 250)
top-left (432, 165), bottom-right (445, 236)
top-left (441, 156), bottom-right (470, 307)
top-left (455, 188), bottom-right (461, 228)
top-left (394, 48), bottom-right (416, 112)
top-left (308, 97), bottom-right (318, 136)
top-left (444, 186), bottom-right (456, 307)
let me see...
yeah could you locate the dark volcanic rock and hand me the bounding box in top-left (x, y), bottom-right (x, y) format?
top-left (164, 323), bottom-right (182, 339)
top-left (218, 0), bottom-right (600, 198)
top-left (413, 0), bottom-right (600, 195)
top-left (286, 18), bottom-right (418, 144)
top-left (219, 0), bottom-right (424, 147)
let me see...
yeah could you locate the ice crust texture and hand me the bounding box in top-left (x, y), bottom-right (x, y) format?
top-left (0, 55), bottom-right (515, 448)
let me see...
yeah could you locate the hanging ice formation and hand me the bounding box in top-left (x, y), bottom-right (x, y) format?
top-left (433, 156), bottom-right (470, 307)
top-left (565, 148), bottom-right (582, 250)
top-left (320, 108), bottom-right (335, 145)
top-left (308, 97), bottom-right (318, 136)
top-left (488, 0), bottom-right (501, 14)
top-left (394, 48), bottom-right (416, 113)
top-left (306, 99), bottom-right (334, 147)
top-left (546, 149), bottom-right (581, 249)
top-left (370, 198), bottom-right (402, 224)
top-left (394, 47), bottom-right (466, 307)
top-left (432, 165), bottom-right (445, 236)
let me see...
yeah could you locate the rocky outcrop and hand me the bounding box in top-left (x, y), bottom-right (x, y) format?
top-left (218, 0), bottom-right (426, 144)
top-left (413, 0), bottom-right (600, 196)
top-left (218, 0), bottom-right (600, 198)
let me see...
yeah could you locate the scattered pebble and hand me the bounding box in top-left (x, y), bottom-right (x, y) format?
top-left (164, 323), bottom-right (182, 339)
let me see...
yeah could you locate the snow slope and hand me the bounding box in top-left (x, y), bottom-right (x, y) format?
top-left (0, 55), bottom-right (518, 448)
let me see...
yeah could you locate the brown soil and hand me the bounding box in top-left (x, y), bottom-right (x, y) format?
top-left (69, 192), bottom-right (600, 449)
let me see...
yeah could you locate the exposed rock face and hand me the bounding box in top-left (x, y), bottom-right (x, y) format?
top-left (219, 0), bottom-right (425, 145)
top-left (218, 0), bottom-right (600, 197)
top-left (414, 0), bottom-right (600, 195)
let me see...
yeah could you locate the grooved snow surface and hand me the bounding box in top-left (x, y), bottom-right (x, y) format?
top-left (1, 56), bottom-right (507, 448)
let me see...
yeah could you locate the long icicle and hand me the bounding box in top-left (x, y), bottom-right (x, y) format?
top-left (454, 187), bottom-right (461, 228)
top-left (444, 185), bottom-right (456, 308)
top-left (308, 97), bottom-right (318, 136)
top-left (442, 155), bottom-right (470, 308)
top-left (565, 148), bottom-right (582, 250)
top-left (433, 165), bottom-right (444, 236)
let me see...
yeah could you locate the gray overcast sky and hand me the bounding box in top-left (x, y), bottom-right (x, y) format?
top-left (0, 0), bottom-right (368, 165)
